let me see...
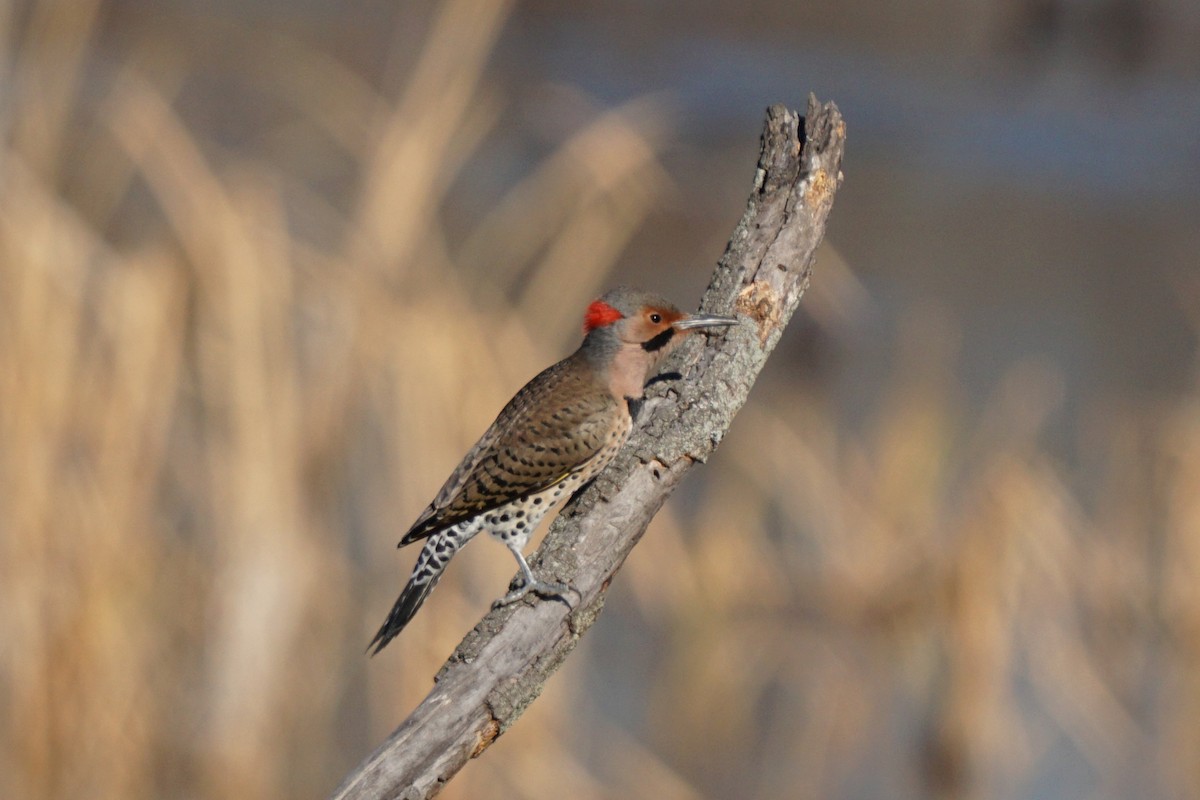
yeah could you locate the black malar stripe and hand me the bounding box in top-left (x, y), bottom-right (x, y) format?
top-left (641, 328), bottom-right (675, 352)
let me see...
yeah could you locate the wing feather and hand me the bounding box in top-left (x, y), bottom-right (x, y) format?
top-left (398, 353), bottom-right (615, 546)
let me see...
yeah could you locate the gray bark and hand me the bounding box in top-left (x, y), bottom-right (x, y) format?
top-left (331, 95), bottom-right (846, 800)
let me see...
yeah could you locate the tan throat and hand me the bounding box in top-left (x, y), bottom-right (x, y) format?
top-left (604, 343), bottom-right (660, 401)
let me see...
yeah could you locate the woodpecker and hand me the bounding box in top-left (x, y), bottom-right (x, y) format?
top-left (368, 286), bottom-right (737, 654)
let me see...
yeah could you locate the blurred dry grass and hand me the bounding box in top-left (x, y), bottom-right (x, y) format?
top-left (2, 1), bottom-right (1199, 799)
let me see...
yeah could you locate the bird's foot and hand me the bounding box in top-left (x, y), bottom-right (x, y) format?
top-left (492, 578), bottom-right (576, 610)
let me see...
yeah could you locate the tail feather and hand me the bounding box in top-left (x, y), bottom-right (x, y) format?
top-left (367, 575), bottom-right (438, 655)
top-left (368, 530), bottom-right (463, 655)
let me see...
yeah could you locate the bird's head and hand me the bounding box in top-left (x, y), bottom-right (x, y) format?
top-left (580, 286), bottom-right (738, 399)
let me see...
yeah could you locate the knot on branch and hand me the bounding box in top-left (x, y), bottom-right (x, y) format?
top-left (736, 281), bottom-right (781, 346)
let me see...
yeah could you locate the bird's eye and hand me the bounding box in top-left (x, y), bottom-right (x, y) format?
top-left (649, 313), bottom-right (662, 324)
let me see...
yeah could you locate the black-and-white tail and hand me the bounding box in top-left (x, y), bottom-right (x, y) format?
top-left (368, 529), bottom-right (465, 655)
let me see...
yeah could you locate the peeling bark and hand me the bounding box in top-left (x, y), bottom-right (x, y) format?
top-left (330, 95), bottom-right (846, 800)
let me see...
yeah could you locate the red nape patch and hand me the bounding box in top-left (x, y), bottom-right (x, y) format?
top-left (583, 300), bottom-right (623, 332)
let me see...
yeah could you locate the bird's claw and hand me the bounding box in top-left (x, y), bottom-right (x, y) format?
top-left (492, 578), bottom-right (576, 610)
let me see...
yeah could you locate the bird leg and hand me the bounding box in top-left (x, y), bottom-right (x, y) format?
top-left (493, 542), bottom-right (576, 609)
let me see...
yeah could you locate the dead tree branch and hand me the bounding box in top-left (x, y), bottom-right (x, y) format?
top-left (331, 95), bottom-right (846, 800)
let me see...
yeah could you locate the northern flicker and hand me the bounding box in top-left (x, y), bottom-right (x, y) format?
top-left (368, 286), bottom-right (737, 655)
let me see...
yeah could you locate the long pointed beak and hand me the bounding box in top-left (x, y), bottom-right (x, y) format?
top-left (673, 312), bottom-right (739, 331)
